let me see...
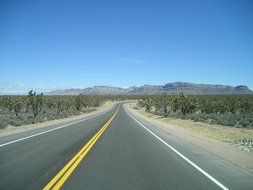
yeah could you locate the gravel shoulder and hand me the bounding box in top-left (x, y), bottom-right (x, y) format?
top-left (0, 101), bottom-right (115, 138)
top-left (125, 102), bottom-right (253, 171)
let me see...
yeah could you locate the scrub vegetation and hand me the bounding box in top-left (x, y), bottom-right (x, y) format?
top-left (137, 93), bottom-right (253, 128)
top-left (0, 91), bottom-right (137, 129)
top-left (1, 91), bottom-right (253, 129)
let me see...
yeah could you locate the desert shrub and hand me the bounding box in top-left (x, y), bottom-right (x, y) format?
top-left (0, 91), bottom-right (117, 128)
top-left (136, 94), bottom-right (253, 128)
top-left (0, 118), bottom-right (9, 129)
top-left (166, 112), bottom-right (253, 128)
top-left (10, 118), bottom-right (23, 126)
top-left (74, 94), bottom-right (88, 111)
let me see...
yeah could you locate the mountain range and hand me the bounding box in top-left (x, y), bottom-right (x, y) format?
top-left (47, 82), bottom-right (252, 95)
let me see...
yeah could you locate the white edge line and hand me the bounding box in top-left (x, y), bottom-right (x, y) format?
top-left (0, 104), bottom-right (116, 148)
top-left (123, 104), bottom-right (229, 190)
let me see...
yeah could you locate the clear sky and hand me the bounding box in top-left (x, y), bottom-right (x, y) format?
top-left (0, 0), bottom-right (253, 94)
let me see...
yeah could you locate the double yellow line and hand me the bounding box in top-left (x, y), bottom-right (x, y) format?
top-left (44, 106), bottom-right (119, 190)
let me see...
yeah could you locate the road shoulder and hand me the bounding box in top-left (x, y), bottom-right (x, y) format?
top-left (125, 102), bottom-right (253, 172)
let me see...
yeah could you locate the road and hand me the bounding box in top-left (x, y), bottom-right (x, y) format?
top-left (0, 103), bottom-right (252, 190)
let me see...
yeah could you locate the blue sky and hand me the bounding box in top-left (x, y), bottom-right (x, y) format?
top-left (0, 0), bottom-right (253, 94)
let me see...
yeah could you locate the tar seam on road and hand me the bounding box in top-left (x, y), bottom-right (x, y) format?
top-left (123, 105), bottom-right (229, 190)
top-left (0, 104), bottom-right (115, 148)
top-left (43, 106), bottom-right (120, 190)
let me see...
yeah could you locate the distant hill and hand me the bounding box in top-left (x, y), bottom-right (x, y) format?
top-left (48, 86), bottom-right (136, 95)
top-left (47, 82), bottom-right (252, 95)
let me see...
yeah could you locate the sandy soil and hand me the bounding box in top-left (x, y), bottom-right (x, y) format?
top-left (0, 101), bottom-right (115, 138)
top-left (126, 102), bottom-right (253, 171)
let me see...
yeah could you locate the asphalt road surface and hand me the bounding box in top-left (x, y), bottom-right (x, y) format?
top-left (0, 103), bottom-right (253, 190)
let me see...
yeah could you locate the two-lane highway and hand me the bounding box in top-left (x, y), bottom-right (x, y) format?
top-left (0, 103), bottom-right (253, 190)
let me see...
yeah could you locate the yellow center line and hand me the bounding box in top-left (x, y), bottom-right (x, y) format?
top-left (43, 106), bottom-right (120, 190)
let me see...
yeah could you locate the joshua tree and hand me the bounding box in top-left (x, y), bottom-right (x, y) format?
top-left (28, 90), bottom-right (44, 117)
top-left (13, 98), bottom-right (23, 117)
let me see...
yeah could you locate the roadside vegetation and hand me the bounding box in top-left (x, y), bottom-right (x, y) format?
top-left (0, 91), bottom-right (103, 128)
top-left (0, 91), bottom-right (141, 129)
top-left (137, 93), bottom-right (253, 128)
top-left (1, 91), bottom-right (253, 130)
